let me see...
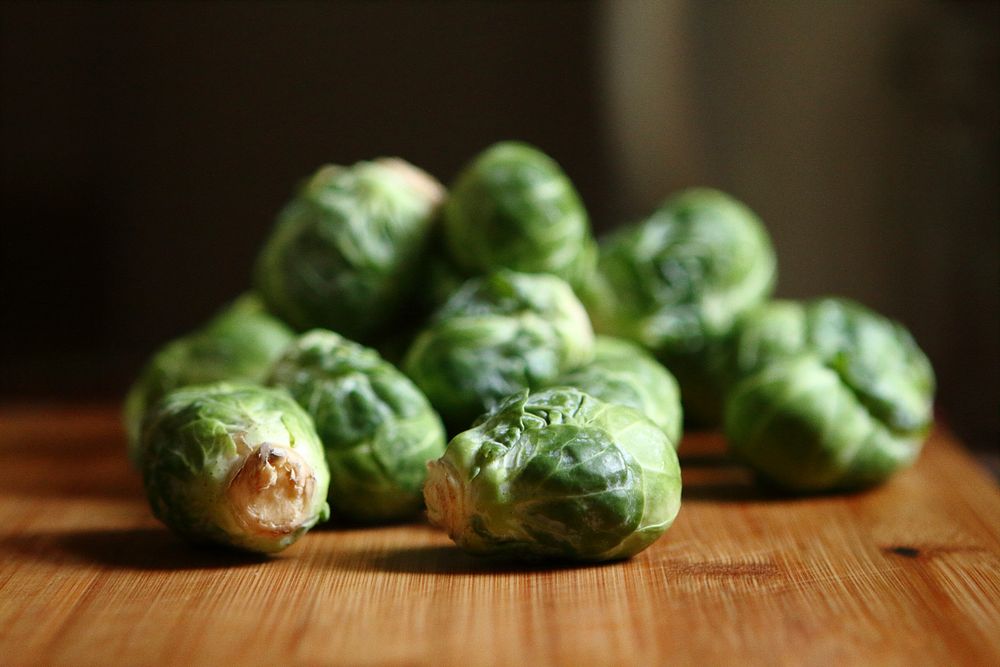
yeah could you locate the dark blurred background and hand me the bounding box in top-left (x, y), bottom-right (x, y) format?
top-left (2, 1), bottom-right (997, 454)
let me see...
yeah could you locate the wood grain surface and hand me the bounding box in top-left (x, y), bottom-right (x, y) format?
top-left (1, 403), bottom-right (998, 666)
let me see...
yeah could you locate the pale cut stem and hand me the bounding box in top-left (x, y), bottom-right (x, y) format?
top-left (227, 443), bottom-right (317, 537)
top-left (423, 459), bottom-right (467, 541)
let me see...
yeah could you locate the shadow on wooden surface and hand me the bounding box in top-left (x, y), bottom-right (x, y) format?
top-left (677, 449), bottom-right (770, 503)
top-left (2, 528), bottom-right (271, 570)
top-left (312, 515), bottom-right (431, 532)
top-left (358, 544), bottom-right (627, 576)
top-left (677, 452), bottom-right (742, 469)
top-left (680, 481), bottom-right (779, 503)
top-left (680, 473), bottom-right (883, 504)
top-left (677, 450), bottom-right (868, 504)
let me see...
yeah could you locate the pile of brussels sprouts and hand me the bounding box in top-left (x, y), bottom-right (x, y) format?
top-left (126, 141), bottom-right (934, 561)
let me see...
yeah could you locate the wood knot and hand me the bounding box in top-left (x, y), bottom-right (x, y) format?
top-left (884, 545), bottom-right (921, 558)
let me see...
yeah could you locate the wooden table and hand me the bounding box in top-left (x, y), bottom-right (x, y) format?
top-left (1, 404), bottom-right (998, 666)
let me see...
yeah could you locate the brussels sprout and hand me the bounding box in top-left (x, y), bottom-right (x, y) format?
top-left (443, 141), bottom-right (596, 289)
top-left (424, 388), bottom-right (682, 562)
top-left (403, 270), bottom-right (595, 430)
top-left (269, 330), bottom-right (446, 522)
top-left (583, 188), bottom-right (777, 424)
top-left (142, 382), bottom-right (330, 553)
top-left (123, 293), bottom-right (295, 465)
top-left (724, 299), bottom-right (935, 491)
top-left (548, 336), bottom-right (682, 447)
top-left (723, 299), bottom-right (808, 386)
top-left (254, 158), bottom-right (444, 341)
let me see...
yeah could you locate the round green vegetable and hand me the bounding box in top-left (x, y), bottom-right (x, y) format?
top-left (424, 388), bottom-right (682, 562)
top-left (443, 141), bottom-right (596, 289)
top-left (583, 188), bottom-right (776, 424)
top-left (123, 293), bottom-right (295, 465)
top-left (548, 336), bottom-right (682, 447)
top-left (269, 330), bottom-right (446, 522)
top-left (403, 270), bottom-right (595, 430)
top-left (724, 298), bottom-right (935, 492)
top-left (723, 299), bottom-right (809, 386)
top-left (141, 382), bottom-right (331, 553)
top-left (254, 158), bottom-right (444, 341)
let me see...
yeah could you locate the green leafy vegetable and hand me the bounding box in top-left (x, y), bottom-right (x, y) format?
top-left (424, 387), bottom-right (682, 561)
top-left (584, 188), bottom-right (776, 424)
top-left (403, 270), bottom-right (594, 430)
top-left (141, 382), bottom-right (331, 553)
top-left (255, 158), bottom-right (443, 341)
top-left (443, 141), bottom-right (596, 289)
top-left (548, 336), bottom-right (682, 447)
top-left (269, 330), bottom-right (446, 522)
top-left (724, 298), bottom-right (935, 491)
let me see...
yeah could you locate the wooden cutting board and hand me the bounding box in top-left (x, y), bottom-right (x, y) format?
top-left (1, 404), bottom-right (997, 666)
